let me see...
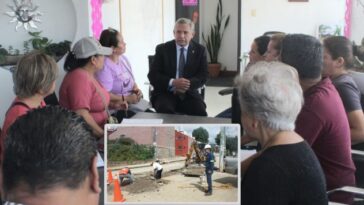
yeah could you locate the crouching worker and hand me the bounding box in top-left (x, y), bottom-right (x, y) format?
top-left (1, 106), bottom-right (101, 205)
top-left (118, 167), bottom-right (134, 186)
top-left (151, 159), bottom-right (163, 180)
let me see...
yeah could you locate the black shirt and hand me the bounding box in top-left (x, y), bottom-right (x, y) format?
top-left (242, 141), bottom-right (328, 205)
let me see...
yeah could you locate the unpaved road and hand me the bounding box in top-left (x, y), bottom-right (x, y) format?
top-left (107, 170), bottom-right (238, 203)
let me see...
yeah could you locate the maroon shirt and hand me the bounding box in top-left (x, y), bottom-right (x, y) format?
top-left (295, 77), bottom-right (355, 203)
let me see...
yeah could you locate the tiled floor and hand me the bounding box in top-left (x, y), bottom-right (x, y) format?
top-left (204, 86), bottom-right (232, 117)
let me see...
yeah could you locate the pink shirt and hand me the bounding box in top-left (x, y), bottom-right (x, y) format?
top-left (96, 55), bottom-right (135, 96)
top-left (1, 99), bottom-right (46, 160)
top-left (59, 69), bottom-right (110, 127)
top-left (1, 99), bottom-right (46, 139)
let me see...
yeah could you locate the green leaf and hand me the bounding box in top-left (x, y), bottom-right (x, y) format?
top-left (28, 31), bottom-right (42, 38)
top-left (224, 16), bottom-right (230, 29)
top-left (203, 0), bottom-right (230, 63)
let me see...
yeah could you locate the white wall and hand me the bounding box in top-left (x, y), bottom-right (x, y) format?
top-left (241, 0), bottom-right (346, 55)
top-left (0, 0), bottom-right (76, 51)
top-left (351, 0), bottom-right (364, 44)
top-left (102, 0), bottom-right (121, 31)
top-left (0, 0), bottom-right (91, 126)
top-left (200, 0), bottom-right (239, 72)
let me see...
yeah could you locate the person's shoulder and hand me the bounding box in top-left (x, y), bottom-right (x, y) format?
top-left (334, 73), bottom-right (354, 84)
top-left (3, 104), bottom-right (29, 131)
top-left (157, 40), bottom-right (175, 49)
top-left (65, 69), bottom-right (89, 82)
top-left (103, 57), bottom-right (115, 68)
top-left (154, 41), bottom-right (170, 54)
top-left (305, 78), bottom-right (337, 102)
top-left (302, 78), bottom-right (344, 117)
top-left (190, 40), bottom-right (205, 48)
top-left (7, 103), bottom-right (29, 116)
top-left (249, 153), bottom-right (281, 174)
top-left (190, 40), bottom-right (205, 49)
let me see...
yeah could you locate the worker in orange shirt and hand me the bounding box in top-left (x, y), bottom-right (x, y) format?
top-left (118, 167), bottom-right (134, 186)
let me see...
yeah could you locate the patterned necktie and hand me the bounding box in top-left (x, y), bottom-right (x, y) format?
top-left (178, 47), bottom-right (185, 78)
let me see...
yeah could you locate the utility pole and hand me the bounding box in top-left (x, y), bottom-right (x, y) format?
top-left (152, 127), bottom-right (158, 159)
top-left (219, 127), bottom-right (226, 172)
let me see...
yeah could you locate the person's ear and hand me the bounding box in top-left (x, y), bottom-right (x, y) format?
top-left (241, 113), bottom-right (258, 132)
top-left (90, 156), bottom-right (101, 194)
top-left (191, 31), bottom-right (195, 38)
top-left (335, 57), bottom-right (345, 68)
top-left (251, 117), bottom-right (259, 129)
top-left (90, 56), bottom-right (96, 65)
top-left (111, 46), bottom-right (117, 54)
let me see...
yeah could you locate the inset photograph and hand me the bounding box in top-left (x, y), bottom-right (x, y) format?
top-left (105, 124), bottom-right (239, 204)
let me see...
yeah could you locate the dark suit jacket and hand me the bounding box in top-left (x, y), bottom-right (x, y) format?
top-left (148, 40), bottom-right (208, 100)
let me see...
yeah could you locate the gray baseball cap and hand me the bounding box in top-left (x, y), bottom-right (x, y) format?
top-left (72, 37), bottom-right (112, 59)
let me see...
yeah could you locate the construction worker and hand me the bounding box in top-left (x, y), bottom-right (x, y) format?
top-left (118, 167), bottom-right (134, 186)
top-left (151, 159), bottom-right (163, 180)
top-left (204, 144), bottom-right (214, 196)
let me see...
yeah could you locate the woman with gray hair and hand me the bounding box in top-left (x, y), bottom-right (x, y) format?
top-left (240, 61), bottom-right (327, 204)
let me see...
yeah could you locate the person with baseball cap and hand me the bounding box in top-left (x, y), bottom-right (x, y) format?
top-left (59, 37), bottom-right (126, 139)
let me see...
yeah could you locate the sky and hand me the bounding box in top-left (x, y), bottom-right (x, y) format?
top-left (176, 124), bottom-right (239, 144)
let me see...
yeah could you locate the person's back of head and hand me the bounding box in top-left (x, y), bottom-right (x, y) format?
top-left (2, 106), bottom-right (100, 205)
top-left (14, 51), bottom-right (58, 98)
top-left (63, 37), bottom-right (112, 72)
top-left (270, 34), bottom-right (286, 54)
top-left (281, 34), bottom-right (323, 80)
top-left (238, 61), bottom-right (303, 131)
top-left (99, 28), bottom-right (119, 48)
top-left (270, 33), bottom-right (286, 50)
top-left (254, 35), bottom-right (271, 56)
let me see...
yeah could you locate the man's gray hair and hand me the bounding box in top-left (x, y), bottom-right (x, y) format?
top-left (238, 61), bottom-right (303, 131)
top-left (175, 18), bottom-right (195, 32)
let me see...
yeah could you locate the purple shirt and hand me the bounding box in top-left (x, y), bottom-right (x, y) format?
top-left (96, 55), bottom-right (135, 96)
top-left (295, 77), bottom-right (355, 204)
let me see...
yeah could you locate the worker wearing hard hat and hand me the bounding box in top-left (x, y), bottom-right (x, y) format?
top-left (204, 144), bottom-right (214, 196)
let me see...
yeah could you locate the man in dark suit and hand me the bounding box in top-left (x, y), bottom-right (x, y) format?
top-left (148, 18), bottom-right (208, 116)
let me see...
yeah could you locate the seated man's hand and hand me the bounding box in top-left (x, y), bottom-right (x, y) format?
top-left (174, 88), bottom-right (187, 94)
top-left (172, 78), bottom-right (190, 92)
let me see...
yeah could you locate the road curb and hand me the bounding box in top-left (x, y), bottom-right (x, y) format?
top-left (109, 157), bottom-right (186, 171)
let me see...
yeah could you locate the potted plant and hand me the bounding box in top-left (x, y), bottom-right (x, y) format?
top-left (202, 0), bottom-right (230, 78)
top-left (0, 31), bottom-right (71, 66)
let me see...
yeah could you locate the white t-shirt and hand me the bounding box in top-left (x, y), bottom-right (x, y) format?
top-left (153, 162), bottom-right (163, 170)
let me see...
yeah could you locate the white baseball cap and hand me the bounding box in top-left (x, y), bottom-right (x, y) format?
top-left (72, 37), bottom-right (112, 59)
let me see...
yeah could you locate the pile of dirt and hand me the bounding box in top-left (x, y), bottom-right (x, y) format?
top-left (107, 170), bottom-right (182, 196)
top-left (121, 171), bottom-right (181, 194)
